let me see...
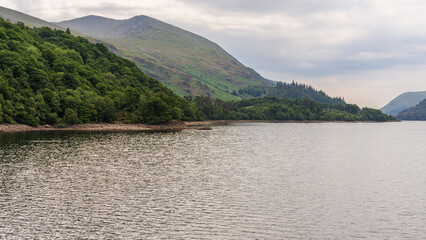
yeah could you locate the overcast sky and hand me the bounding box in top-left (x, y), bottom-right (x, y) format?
top-left (2, 0), bottom-right (426, 107)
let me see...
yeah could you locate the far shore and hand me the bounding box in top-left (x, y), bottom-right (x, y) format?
top-left (0, 119), bottom-right (398, 134)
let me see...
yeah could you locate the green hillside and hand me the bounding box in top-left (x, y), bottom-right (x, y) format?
top-left (381, 91), bottom-right (426, 116)
top-left (396, 99), bottom-right (426, 120)
top-left (0, 17), bottom-right (202, 126)
top-left (58, 15), bottom-right (270, 100)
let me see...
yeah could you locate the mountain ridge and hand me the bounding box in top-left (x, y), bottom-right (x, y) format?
top-left (57, 15), bottom-right (124, 38)
top-left (57, 14), bottom-right (270, 100)
top-left (381, 91), bottom-right (426, 116)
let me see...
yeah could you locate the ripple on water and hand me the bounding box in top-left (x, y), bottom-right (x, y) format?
top-left (1, 122), bottom-right (426, 239)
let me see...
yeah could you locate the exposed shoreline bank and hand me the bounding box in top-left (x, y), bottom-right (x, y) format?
top-left (0, 120), bottom-right (398, 134)
top-left (0, 121), bottom-right (228, 134)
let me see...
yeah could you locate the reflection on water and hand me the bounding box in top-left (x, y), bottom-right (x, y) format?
top-left (1, 122), bottom-right (426, 239)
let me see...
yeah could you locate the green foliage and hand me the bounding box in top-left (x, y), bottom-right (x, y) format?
top-left (0, 95), bottom-right (3, 123)
top-left (63, 108), bottom-right (81, 124)
top-left (238, 81), bottom-right (345, 105)
top-left (0, 17), bottom-right (201, 126)
top-left (191, 96), bottom-right (394, 122)
top-left (142, 96), bottom-right (173, 124)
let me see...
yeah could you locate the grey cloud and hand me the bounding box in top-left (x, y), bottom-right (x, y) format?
top-left (177, 0), bottom-right (365, 15)
top-left (51, 4), bottom-right (142, 21)
top-left (172, 0), bottom-right (426, 81)
top-left (10, 0), bottom-right (43, 14)
top-left (185, 20), bottom-right (426, 78)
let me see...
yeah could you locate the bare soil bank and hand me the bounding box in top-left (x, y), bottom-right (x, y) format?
top-left (0, 120), bottom-right (395, 134)
top-left (0, 120), bottom-right (229, 134)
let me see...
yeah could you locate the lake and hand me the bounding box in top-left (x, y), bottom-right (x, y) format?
top-left (1, 122), bottom-right (425, 239)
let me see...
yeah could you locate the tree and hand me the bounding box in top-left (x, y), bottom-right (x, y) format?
top-left (124, 86), bottom-right (140, 111)
top-left (62, 73), bottom-right (78, 89)
top-left (0, 17), bottom-right (203, 126)
top-left (142, 97), bottom-right (173, 124)
top-left (0, 101), bottom-right (3, 123)
top-left (64, 108), bottom-right (81, 124)
top-left (28, 68), bottom-right (48, 91)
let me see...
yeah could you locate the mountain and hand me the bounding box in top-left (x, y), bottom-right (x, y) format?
top-left (380, 91), bottom-right (426, 116)
top-left (0, 6), bottom-right (64, 30)
top-left (0, 17), bottom-right (201, 126)
top-left (1, 7), bottom-right (345, 104)
top-left (396, 99), bottom-right (426, 120)
top-left (57, 15), bottom-right (270, 100)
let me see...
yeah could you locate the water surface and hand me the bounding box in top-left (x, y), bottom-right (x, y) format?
top-left (1, 122), bottom-right (425, 239)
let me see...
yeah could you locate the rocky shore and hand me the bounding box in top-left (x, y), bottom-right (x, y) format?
top-left (0, 120), bottom-right (232, 134)
top-left (0, 120), bottom-right (391, 134)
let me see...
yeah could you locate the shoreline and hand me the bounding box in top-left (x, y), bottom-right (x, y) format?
top-left (0, 120), bottom-right (397, 134)
top-left (0, 121), bottom-right (227, 134)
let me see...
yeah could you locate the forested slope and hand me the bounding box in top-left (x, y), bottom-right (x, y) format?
top-left (191, 96), bottom-right (394, 122)
top-left (237, 81), bottom-right (345, 105)
top-left (0, 18), bottom-right (202, 126)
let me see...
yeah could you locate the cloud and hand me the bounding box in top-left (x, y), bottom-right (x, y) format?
top-left (176, 0), bottom-right (361, 15)
top-left (1, 0), bottom-right (179, 21)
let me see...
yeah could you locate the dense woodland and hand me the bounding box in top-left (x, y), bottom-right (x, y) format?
top-left (236, 81), bottom-right (345, 105)
top-left (0, 18), bottom-right (203, 126)
top-left (190, 96), bottom-right (394, 122)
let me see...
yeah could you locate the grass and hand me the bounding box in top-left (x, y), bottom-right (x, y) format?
top-left (100, 33), bottom-right (268, 100)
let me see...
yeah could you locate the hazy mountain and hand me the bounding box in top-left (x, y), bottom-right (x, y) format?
top-left (380, 91), bottom-right (426, 116)
top-left (396, 99), bottom-right (426, 120)
top-left (0, 5), bottom-right (64, 30)
top-left (58, 15), bottom-right (270, 100)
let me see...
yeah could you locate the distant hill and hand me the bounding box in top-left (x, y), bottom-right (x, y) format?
top-left (0, 6), bottom-right (64, 30)
top-left (396, 99), bottom-right (426, 120)
top-left (381, 91), bottom-right (426, 116)
top-left (58, 15), bottom-right (270, 100)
